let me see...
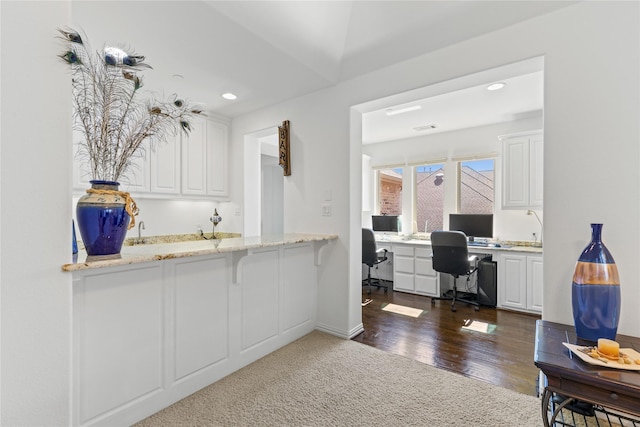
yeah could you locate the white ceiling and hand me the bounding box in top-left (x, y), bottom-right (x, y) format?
top-left (362, 70), bottom-right (544, 144)
top-left (71, 1), bottom-right (572, 139)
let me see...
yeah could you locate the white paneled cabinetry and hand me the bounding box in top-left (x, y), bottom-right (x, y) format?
top-left (73, 242), bottom-right (318, 427)
top-left (385, 240), bottom-right (543, 314)
top-left (392, 243), bottom-right (439, 297)
top-left (73, 117), bottom-right (229, 199)
top-left (181, 117), bottom-right (229, 197)
top-left (205, 119), bottom-right (229, 197)
top-left (150, 133), bottom-right (181, 194)
top-left (499, 130), bottom-right (543, 209)
top-left (497, 252), bottom-right (543, 313)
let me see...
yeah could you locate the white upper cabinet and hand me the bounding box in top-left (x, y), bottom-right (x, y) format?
top-left (181, 117), bottom-right (208, 195)
top-left (150, 133), bottom-right (180, 195)
top-left (205, 119), bottom-right (229, 198)
top-left (73, 117), bottom-right (230, 200)
top-left (499, 130), bottom-right (543, 209)
top-left (71, 131), bottom-right (150, 193)
top-left (120, 153), bottom-right (151, 193)
top-left (181, 116), bottom-right (230, 198)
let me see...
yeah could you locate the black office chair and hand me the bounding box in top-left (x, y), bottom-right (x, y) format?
top-left (362, 228), bottom-right (389, 294)
top-left (430, 230), bottom-right (480, 312)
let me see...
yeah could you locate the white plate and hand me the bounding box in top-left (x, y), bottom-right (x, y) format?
top-left (563, 342), bottom-right (640, 371)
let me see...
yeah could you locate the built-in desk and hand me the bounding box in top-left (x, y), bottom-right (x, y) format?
top-left (372, 236), bottom-right (543, 313)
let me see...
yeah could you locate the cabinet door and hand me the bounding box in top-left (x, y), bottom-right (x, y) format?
top-left (414, 248), bottom-right (439, 296)
top-left (73, 154), bottom-right (92, 191)
top-left (150, 133), bottom-right (180, 194)
top-left (394, 270), bottom-right (414, 292)
top-left (120, 152), bottom-right (150, 193)
top-left (530, 134), bottom-right (544, 207)
top-left (72, 131), bottom-right (92, 191)
top-left (393, 245), bottom-right (415, 292)
top-left (206, 119), bottom-right (229, 198)
top-left (500, 131), bottom-right (543, 209)
top-left (499, 254), bottom-right (527, 310)
top-left (181, 117), bottom-right (207, 195)
top-left (502, 136), bottom-right (530, 208)
top-left (527, 255), bottom-right (543, 312)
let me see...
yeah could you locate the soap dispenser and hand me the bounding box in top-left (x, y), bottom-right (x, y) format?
top-left (210, 208), bottom-right (222, 238)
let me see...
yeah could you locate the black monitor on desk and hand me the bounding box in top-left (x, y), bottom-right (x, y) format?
top-left (449, 214), bottom-right (493, 242)
top-left (372, 215), bottom-right (398, 232)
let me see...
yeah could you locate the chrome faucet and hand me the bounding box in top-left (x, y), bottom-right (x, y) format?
top-left (137, 221), bottom-right (145, 244)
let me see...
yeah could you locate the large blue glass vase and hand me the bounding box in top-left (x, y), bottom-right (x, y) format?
top-left (571, 223), bottom-right (621, 341)
top-left (76, 180), bottom-right (130, 257)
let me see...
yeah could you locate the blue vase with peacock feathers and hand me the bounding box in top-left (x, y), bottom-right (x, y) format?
top-left (571, 223), bottom-right (621, 341)
top-left (76, 180), bottom-right (131, 257)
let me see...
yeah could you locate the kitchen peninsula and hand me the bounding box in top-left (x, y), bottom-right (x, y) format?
top-left (64, 233), bottom-right (337, 427)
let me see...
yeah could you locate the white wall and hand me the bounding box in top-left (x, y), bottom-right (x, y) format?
top-left (1, 1), bottom-right (73, 425)
top-left (231, 1), bottom-right (639, 338)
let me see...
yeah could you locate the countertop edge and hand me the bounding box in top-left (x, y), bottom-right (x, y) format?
top-left (377, 239), bottom-right (543, 254)
top-left (63, 233), bottom-right (338, 272)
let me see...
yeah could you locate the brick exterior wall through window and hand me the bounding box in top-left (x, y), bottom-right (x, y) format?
top-left (416, 167), bottom-right (445, 232)
top-left (378, 164), bottom-right (494, 233)
top-left (379, 169), bottom-right (402, 215)
top-left (460, 167), bottom-right (494, 214)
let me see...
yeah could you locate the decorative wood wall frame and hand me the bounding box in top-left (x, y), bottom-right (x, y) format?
top-left (278, 120), bottom-right (291, 176)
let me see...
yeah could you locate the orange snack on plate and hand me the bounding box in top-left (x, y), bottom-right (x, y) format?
top-left (597, 338), bottom-right (620, 359)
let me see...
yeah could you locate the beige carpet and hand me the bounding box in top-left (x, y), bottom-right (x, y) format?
top-left (135, 331), bottom-right (541, 426)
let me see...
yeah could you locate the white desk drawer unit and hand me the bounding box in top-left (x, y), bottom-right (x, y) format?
top-left (379, 238), bottom-right (543, 313)
top-left (392, 244), bottom-right (439, 297)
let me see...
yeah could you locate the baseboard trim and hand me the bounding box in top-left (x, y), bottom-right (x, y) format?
top-left (316, 322), bottom-right (364, 340)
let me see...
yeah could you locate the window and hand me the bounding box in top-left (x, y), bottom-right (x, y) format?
top-left (459, 159), bottom-right (494, 214)
top-left (378, 168), bottom-right (402, 215)
top-left (415, 164), bottom-right (444, 232)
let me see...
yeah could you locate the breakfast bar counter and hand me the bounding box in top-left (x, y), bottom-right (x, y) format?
top-left (63, 233), bottom-right (338, 271)
top-left (67, 232), bottom-right (337, 427)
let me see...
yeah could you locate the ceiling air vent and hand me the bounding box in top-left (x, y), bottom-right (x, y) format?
top-left (413, 124), bottom-right (436, 132)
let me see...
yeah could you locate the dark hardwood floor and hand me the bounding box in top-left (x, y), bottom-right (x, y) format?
top-left (352, 283), bottom-right (541, 397)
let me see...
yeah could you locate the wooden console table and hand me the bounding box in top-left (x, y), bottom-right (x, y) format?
top-left (534, 320), bottom-right (640, 426)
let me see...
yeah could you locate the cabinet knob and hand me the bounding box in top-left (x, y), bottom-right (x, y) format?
top-left (610, 392), bottom-right (619, 400)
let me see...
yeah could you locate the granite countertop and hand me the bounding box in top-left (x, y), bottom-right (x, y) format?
top-left (376, 235), bottom-right (543, 253)
top-left (64, 233), bottom-right (338, 272)
top-left (122, 232), bottom-right (241, 246)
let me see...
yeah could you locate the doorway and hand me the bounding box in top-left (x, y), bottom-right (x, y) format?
top-left (243, 127), bottom-right (284, 236)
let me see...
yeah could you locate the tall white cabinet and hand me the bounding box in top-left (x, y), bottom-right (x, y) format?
top-left (499, 130), bottom-right (543, 209)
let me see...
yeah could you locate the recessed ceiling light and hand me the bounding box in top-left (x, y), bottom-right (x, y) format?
top-left (221, 92), bottom-right (237, 100)
top-left (487, 82), bottom-right (506, 91)
top-left (385, 105), bottom-right (421, 116)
